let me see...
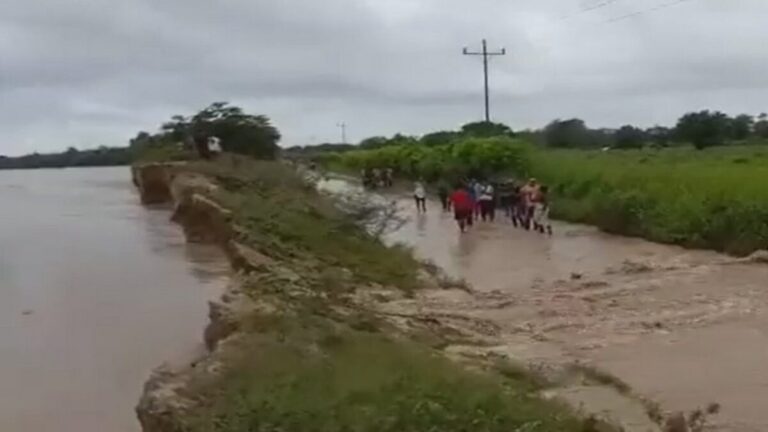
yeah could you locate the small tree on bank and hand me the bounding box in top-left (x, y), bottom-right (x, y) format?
top-left (143, 102), bottom-right (281, 159)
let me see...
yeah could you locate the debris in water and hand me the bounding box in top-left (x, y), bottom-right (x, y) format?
top-left (22, 310), bottom-right (33, 316)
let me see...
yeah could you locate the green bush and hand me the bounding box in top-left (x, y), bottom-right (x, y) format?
top-left (332, 137), bottom-right (531, 182)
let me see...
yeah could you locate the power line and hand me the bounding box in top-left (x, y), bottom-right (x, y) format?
top-left (336, 122), bottom-right (347, 144)
top-left (462, 39), bottom-right (506, 123)
top-left (560, 0), bottom-right (625, 20)
top-left (604, 0), bottom-right (697, 23)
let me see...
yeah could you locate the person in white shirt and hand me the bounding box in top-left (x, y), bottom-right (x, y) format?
top-left (208, 136), bottom-right (222, 154)
top-left (478, 183), bottom-right (496, 222)
top-left (414, 182), bottom-right (427, 213)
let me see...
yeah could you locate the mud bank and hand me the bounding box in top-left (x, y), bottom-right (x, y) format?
top-left (131, 163), bottom-right (265, 432)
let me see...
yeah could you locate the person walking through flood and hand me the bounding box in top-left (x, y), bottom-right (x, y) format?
top-left (520, 178), bottom-right (540, 230)
top-left (437, 180), bottom-right (451, 212)
top-left (478, 182), bottom-right (496, 222)
top-left (510, 184), bottom-right (524, 227)
top-left (472, 180), bottom-right (484, 218)
top-left (414, 181), bottom-right (427, 213)
top-left (497, 180), bottom-right (515, 221)
top-left (450, 183), bottom-right (473, 232)
top-left (384, 168), bottom-right (394, 187)
top-left (532, 185), bottom-right (553, 235)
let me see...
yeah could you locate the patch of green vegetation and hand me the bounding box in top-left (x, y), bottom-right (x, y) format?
top-left (530, 146), bottom-right (768, 255)
top-left (185, 319), bottom-right (587, 432)
top-left (133, 142), bottom-right (195, 163)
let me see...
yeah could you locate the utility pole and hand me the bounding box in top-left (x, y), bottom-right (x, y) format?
top-left (336, 122), bottom-right (347, 144)
top-left (463, 39), bottom-right (506, 122)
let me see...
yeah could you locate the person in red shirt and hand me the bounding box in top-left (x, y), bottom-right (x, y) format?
top-left (449, 183), bottom-right (474, 232)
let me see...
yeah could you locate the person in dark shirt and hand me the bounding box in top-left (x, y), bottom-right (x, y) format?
top-left (437, 180), bottom-right (451, 212)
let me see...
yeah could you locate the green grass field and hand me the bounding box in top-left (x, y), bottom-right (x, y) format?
top-left (531, 146), bottom-right (768, 255)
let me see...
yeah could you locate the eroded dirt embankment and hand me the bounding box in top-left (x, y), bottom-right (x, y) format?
top-left (131, 164), bottom-right (270, 432)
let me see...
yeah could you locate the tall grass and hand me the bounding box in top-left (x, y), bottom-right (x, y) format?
top-left (186, 320), bottom-right (586, 432)
top-left (531, 146), bottom-right (768, 255)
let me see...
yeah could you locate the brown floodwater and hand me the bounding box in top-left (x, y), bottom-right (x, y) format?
top-left (321, 178), bottom-right (768, 431)
top-left (0, 167), bottom-right (229, 432)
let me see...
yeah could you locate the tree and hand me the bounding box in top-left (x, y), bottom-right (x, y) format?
top-left (543, 119), bottom-right (592, 148)
top-left (359, 136), bottom-right (389, 149)
top-left (728, 114), bottom-right (753, 141)
top-left (675, 110), bottom-right (730, 150)
top-left (646, 126), bottom-right (672, 147)
top-left (613, 125), bottom-right (645, 149)
top-left (754, 113), bottom-right (768, 139)
top-left (460, 121), bottom-right (514, 138)
top-left (420, 131), bottom-right (461, 147)
top-left (185, 102), bottom-right (281, 159)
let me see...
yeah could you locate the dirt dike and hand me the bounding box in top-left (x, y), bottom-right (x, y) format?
top-left (132, 163), bottom-right (270, 432)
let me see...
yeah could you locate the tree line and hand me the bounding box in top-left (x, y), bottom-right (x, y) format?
top-left (300, 111), bottom-right (768, 154)
top-left (1, 103), bottom-right (281, 170)
top-left (543, 111), bottom-right (768, 150)
top-left (0, 146), bottom-right (132, 170)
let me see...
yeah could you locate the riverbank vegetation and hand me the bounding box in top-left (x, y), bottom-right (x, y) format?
top-left (154, 157), bottom-right (599, 432)
top-left (1, 103), bottom-right (279, 170)
top-left (532, 146), bottom-right (768, 255)
top-left (0, 146), bottom-right (132, 169)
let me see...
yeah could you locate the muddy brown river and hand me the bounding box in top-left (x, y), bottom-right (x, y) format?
top-left (0, 167), bottom-right (229, 432)
top-left (321, 178), bottom-right (768, 432)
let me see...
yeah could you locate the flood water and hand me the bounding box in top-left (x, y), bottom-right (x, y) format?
top-left (0, 167), bottom-right (229, 432)
top-left (321, 178), bottom-right (768, 432)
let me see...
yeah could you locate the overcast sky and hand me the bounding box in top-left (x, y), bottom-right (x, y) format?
top-left (1, 0), bottom-right (766, 155)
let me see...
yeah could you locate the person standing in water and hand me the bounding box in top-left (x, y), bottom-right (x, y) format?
top-left (437, 180), bottom-right (451, 212)
top-left (532, 185), bottom-right (553, 235)
top-left (520, 178), bottom-right (540, 230)
top-left (414, 181), bottom-right (427, 213)
top-left (478, 182), bottom-right (496, 222)
top-left (450, 183), bottom-right (473, 232)
top-left (472, 180), bottom-right (484, 219)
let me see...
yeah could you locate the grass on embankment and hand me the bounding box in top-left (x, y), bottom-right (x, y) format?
top-left (530, 146), bottom-right (768, 255)
top-left (172, 156), bottom-right (600, 432)
top-left (184, 316), bottom-right (585, 432)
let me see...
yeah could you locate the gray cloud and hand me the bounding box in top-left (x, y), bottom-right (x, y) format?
top-left (1, 0), bottom-right (767, 155)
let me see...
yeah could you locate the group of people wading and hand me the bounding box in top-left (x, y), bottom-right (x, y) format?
top-left (416, 177), bottom-right (553, 234)
top-left (361, 168), bottom-right (394, 189)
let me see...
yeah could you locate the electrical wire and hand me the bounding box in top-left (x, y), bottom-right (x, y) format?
top-left (603, 0), bottom-right (697, 23)
top-left (560, 0), bottom-right (625, 20)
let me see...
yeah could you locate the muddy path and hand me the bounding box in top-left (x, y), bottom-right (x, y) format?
top-left (321, 178), bottom-right (768, 432)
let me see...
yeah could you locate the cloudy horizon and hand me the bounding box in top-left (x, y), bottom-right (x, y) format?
top-left (1, 0), bottom-right (766, 156)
